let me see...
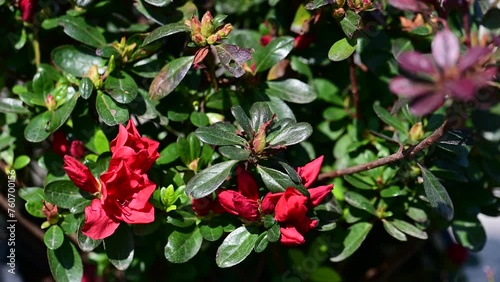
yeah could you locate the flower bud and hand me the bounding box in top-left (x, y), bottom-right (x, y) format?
top-left (332, 8), bottom-right (345, 18)
top-left (335, 0), bottom-right (346, 7)
top-left (190, 16), bottom-right (202, 35)
top-left (45, 94), bottom-right (57, 111)
top-left (42, 201), bottom-right (61, 225)
top-left (200, 12), bottom-right (215, 37)
top-left (192, 34), bottom-right (207, 46)
top-left (206, 34), bottom-right (220, 45)
top-left (409, 122), bottom-right (424, 141)
top-left (217, 24), bottom-right (233, 38)
top-left (87, 65), bottom-right (103, 89)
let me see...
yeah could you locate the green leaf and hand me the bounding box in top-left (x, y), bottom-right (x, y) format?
top-left (165, 227), bottom-right (203, 263)
top-left (343, 191), bottom-right (376, 215)
top-left (451, 217), bottom-right (486, 251)
top-left (79, 77), bottom-right (94, 99)
top-left (57, 16), bottom-right (106, 48)
top-left (60, 214), bottom-right (80, 235)
top-left (310, 267), bottom-right (342, 282)
top-left (380, 186), bottom-right (407, 197)
top-left (24, 112), bottom-right (53, 143)
top-left (373, 103), bottom-right (407, 133)
top-left (328, 38), bottom-right (356, 62)
top-left (266, 79), bottom-right (317, 104)
top-left (267, 122), bottom-right (313, 147)
top-left (190, 112), bottom-right (210, 127)
top-left (330, 222), bottom-right (372, 262)
top-left (390, 219), bottom-right (428, 239)
top-left (149, 56), bottom-right (194, 100)
top-left (52, 45), bottom-right (107, 77)
top-left (419, 165), bottom-right (454, 221)
top-left (250, 102), bottom-right (273, 132)
top-left (103, 224), bottom-right (134, 270)
top-left (391, 38), bottom-right (414, 60)
top-left (44, 180), bottom-right (92, 214)
top-left (199, 222), bottom-right (224, 242)
top-left (0, 98), bottom-right (30, 114)
top-left (305, 0), bottom-right (332, 10)
top-left (18, 187), bottom-right (46, 218)
top-left (145, 0), bottom-right (173, 7)
top-left (157, 143), bottom-right (179, 165)
top-left (216, 226), bottom-right (259, 268)
top-left (195, 124), bottom-right (248, 146)
top-left (77, 226), bottom-right (102, 252)
top-left (142, 22), bottom-right (190, 46)
top-left (340, 10), bottom-right (361, 39)
top-left (263, 214), bottom-right (275, 229)
top-left (104, 71), bottom-right (139, 104)
top-left (48, 239), bottom-right (83, 282)
top-left (254, 232), bottom-right (269, 253)
top-left (177, 133), bottom-right (201, 167)
top-left (253, 36), bottom-right (295, 72)
top-left (382, 219), bottom-right (407, 241)
top-left (344, 175), bottom-right (375, 190)
top-left (95, 91), bottom-right (130, 126)
top-left (231, 106), bottom-right (253, 135)
top-left (257, 165), bottom-right (296, 193)
top-left (215, 44), bottom-right (253, 78)
top-left (267, 222), bottom-right (280, 242)
top-left (186, 160), bottom-right (238, 198)
top-left (44, 225), bottom-right (65, 250)
top-left (218, 146), bottom-right (250, 160)
top-left (166, 210), bottom-right (197, 228)
top-left (13, 155), bottom-right (30, 170)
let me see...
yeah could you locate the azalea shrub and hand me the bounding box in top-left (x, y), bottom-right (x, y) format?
top-left (0, 0), bottom-right (499, 281)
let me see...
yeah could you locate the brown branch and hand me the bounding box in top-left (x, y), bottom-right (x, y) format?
top-left (318, 120), bottom-right (449, 181)
top-left (349, 55), bottom-right (360, 119)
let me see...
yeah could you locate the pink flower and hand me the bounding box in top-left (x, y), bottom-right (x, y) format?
top-left (262, 156), bottom-right (333, 246)
top-left (20, 0), bottom-right (36, 23)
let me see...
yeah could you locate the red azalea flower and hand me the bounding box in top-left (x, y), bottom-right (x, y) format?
top-left (294, 34), bottom-right (315, 50)
top-left (52, 130), bottom-right (69, 157)
top-left (109, 120), bottom-right (160, 174)
top-left (192, 195), bottom-right (225, 216)
top-left (262, 156), bottom-right (333, 246)
top-left (260, 35), bottom-right (272, 46)
top-left (20, 0), bottom-right (36, 23)
top-left (218, 167), bottom-right (261, 221)
top-left (70, 140), bottom-right (85, 159)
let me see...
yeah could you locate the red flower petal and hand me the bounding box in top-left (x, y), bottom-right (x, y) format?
top-left (279, 226), bottom-right (306, 246)
top-left (62, 155), bottom-right (100, 194)
top-left (52, 130), bottom-right (69, 157)
top-left (397, 51), bottom-right (437, 75)
top-left (69, 140), bottom-right (85, 159)
top-left (296, 156), bottom-right (324, 188)
top-left (274, 188), bottom-right (308, 223)
top-left (82, 199), bottom-right (120, 240)
top-left (445, 78), bottom-right (476, 101)
top-left (261, 192), bottom-right (283, 214)
top-left (389, 76), bottom-right (435, 98)
top-left (236, 167), bottom-right (260, 200)
top-left (409, 92), bottom-right (444, 116)
top-left (308, 184), bottom-right (334, 207)
top-left (218, 190), bottom-right (241, 216)
top-left (432, 30), bottom-right (460, 69)
top-left (458, 47), bottom-right (493, 72)
top-left (218, 190), bottom-right (260, 221)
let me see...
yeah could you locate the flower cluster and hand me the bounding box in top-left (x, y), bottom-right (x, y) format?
top-left (390, 30), bottom-right (497, 116)
top-left (63, 120), bottom-right (159, 239)
top-left (197, 156), bottom-right (333, 246)
top-left (185, 11), bottom-right (233, 47)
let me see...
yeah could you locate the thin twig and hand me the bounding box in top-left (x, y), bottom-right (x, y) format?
top-left (348, 55), bottom-right (360, 119)
top-left (318, 120), bottom-right (449, 181)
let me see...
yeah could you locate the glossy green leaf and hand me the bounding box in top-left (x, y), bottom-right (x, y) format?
top-left (267, 122), bottom-right (313, 147)
top-left (199, 222), bottom-right (224, 242)
top-left (254, 232), bottom-right (269, 253)
top-left (344, 175), bottom-right (375, 190)
top-left (216, 226), bottom-right (259, 268)
top-left (382, 219), bottom-right (407, 241)
top-left (451, 217), bottom-right (486, 251)
top-left (48, 239), bottom-right (83, 282)
top-left (373, 103), bottom-right (407, 133)
top-left (420, 165), bottom-right (454, 221)
top-left (79, 77), bottom-right (94, 99)
top-left (340, 10), bottom-right (361, 39)
top-left (95, 91), bottom-right (130, 126)
top-left (44, 180), bottom-right (92, 214)
top-left (143, 22), bottom-right (190, 46)
top-left (18, 187), bottom-right (46, 218)
top-left (391, 38), bottom-right (414, 60)
top-left (157, 143), bottom-right (179, 165)
top-left (165, 227), bottom-right (203, 263)
top-left (44, 225), bottom-right (65, 250)
top-left (215, 44), bottom-right (253, 78)
top-left (266, 79), bottom-right (317, 104)
top-left (190, 112), bottom-right (210, 127)
top-left (0, 98), bottom-right (30, 114)
top-left (390, 219), bottom-right (428, 239)
top-left (57, 16), bottom-right (106, 48)
top-left (343, 191), bottom-right (376, 215)
top-left (52, 45), bottom-right (107, 77)
top-left (149, 56), bottom-right (194, 100)
top-left (13, 155), bottom-right (30, 170)
top-left (144, 0), bottom-right (173, 7)
top-left (231, 106), bottom-right (253, 135)
top-left (186, 160), bottom-right (238, 198)
top-left (103, 224), bottom-right (134, 270)
top-left (166, 210), bottom-right (197, 228)
top-left (253, 36), bottom-right (294, 72)
top-left (195, 124), bottom-right (248, 146)
top-left (330, 222), bottom-right (372, 262)
top-left (250, 102), bottom-right (273, 132)
top-left (267, 222), bottom-right (280, 242)
top-left (305, 0), bottom-right (331, 10)
top-left (104, 71), bottom-right (139, 104)
top-left (380, 186), bottom-right (407, 197)
top-left (77, 226), bottom-right (102, 252)
top-left (218, 146), bottom-right (250, 160)
top-left (328, 38), bottom-right (356, 62)
top-left (257, 165), bottom-right (295, 193)
top-left (177, 133), bottom-right (201, 167)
